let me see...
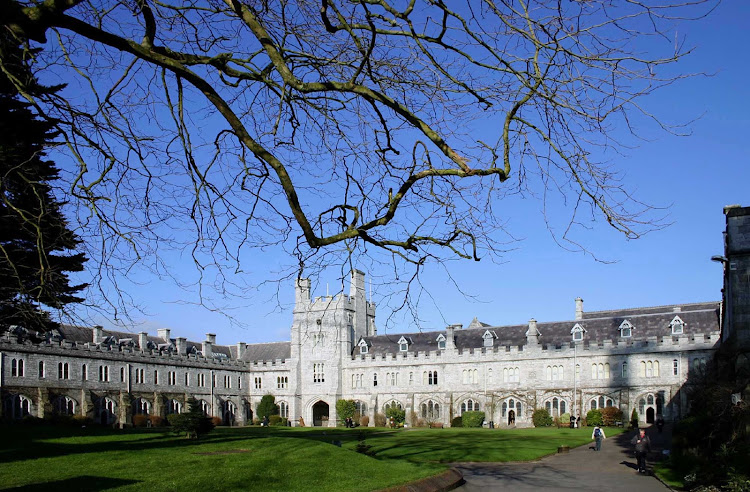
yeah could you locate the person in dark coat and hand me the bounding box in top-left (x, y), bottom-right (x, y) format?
top-left (631, 428), bottom-right (652, 473)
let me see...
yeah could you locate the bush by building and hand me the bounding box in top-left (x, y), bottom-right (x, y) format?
top-left (359, 415), bottom-right (370, 427)
top-left (586, 409), bottom-right (602, 426)
top-left (256, 394), bottom-right (279, 420)
top-left (461, 411), bottom-right (485, 427)
top-left (451, 416), bottom-right (463, 428)
top-left (374, 413), bottom-right (386, 427)
top-left (532, 408), bottom-right (553, 427)
top-left (600, 406), bottom-right (624, 426)
top-left (385, 406), bottom-right (405, 425)
top-left (167, 398), bottom-right (215, 438)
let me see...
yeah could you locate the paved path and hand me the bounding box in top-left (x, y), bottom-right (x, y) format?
top-left (455, 425), bottom-right (673, 491)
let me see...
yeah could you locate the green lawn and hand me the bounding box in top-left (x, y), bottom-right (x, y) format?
top-left (0, 424), bottom-right (626, 491)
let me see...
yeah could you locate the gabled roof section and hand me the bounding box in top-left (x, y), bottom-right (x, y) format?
top-left (467, 317), bottom-right (491, 330)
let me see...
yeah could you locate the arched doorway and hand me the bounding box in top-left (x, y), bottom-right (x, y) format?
top-left (508, 409), bottom-right (515, 425)
top-left (223, 401), bottom-right (236, 426)
top-left (646, 407), bottom-right (655, 424)
top-left (312, 400), bottom-right (329, 426)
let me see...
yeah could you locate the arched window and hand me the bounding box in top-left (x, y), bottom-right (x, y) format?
top-left (133, 398), bottom-right (150, 415)
top-left (546, 366), bottom-right (552, 381)
top-left (200, 400), bottom-right (210, 416)
top-left (384, 400), bottom-right (402, 412)
top-left (421, 400), bottom-right (440, 419)
top-left (599, 396), bottom-right (605, 408)
top-left (54, 396), bottom-right (76, 415)
top-left (545, 397), bottom-right (566, 417)
top-left (591, 364), bottom-right (597, 379)
top-left (38, 361), bottom-right (45, 379)
top-left (639, 361), bottom-right (646, 378)
top-left (604, 363), bottom-right (610, 379)
top-left (590, 398), bottom-right (597, 410)
top-left (516, 401), bottom-right (522, 416)
top-left (639, 398), bottom-right (646, 416)
top-left (552, 366), bottom-right (559, 381)
top-left (355, 400), bottom-right (367, 417)
top-left (279, 401), bottom-right (289, 418)
top-left (81, 364), bottom-right (87, 381)
top-left (166, 400), bottom-right (181, 414)
top-left (653, 361), bottom-right (660, 377)
top-left (5, 395), bottom-right (31, 419)
top-left (606, 398), bottom-right (614, 407)
top-left (622, 361), bottom-right (628, 378)
top-left (502, 401), bottom-right (508, 417)
top-left (460, 399), bottom-right (479, 414)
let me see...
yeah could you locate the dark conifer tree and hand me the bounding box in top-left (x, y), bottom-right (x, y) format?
top-left (0, 32), bottom-right (87, 332)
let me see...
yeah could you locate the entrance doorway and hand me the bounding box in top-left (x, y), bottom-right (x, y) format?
top-left (508, 409), bottom-right (515, 425)
top-left (312, 400), bottom-right (329, 426)
top-left (646, 407), bottom-right (655, 424)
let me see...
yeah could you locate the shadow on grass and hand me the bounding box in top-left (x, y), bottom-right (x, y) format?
top-left (4, 476), bottom-right (141, 491)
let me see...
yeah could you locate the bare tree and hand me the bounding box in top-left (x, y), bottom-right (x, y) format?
top-left (1, 0), bottom-right (715, 323)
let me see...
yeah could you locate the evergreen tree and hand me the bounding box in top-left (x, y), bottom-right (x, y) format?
top-left (0, 33), bottom-right (87, 332)
top-left (256, 394), bottom-right (279, 419)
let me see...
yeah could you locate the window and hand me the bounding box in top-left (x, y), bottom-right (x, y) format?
top-left (640, 360), bottom-right (660, 378)
top-left (313, 363), bottom-right (325, 383)
top-left (313, 333), bottom-right (325, 346)
top-left (387, 372), bottom-right (399, 386)
top-left (185, 372), bottom-right (190, 386)
top-left (546, 365), bottom-right (564, 381)
top-left (670, 315), bottom-right (685, 335)
top-left (38, 361), bottom-right (45, 379)
top-left (166, 400), bottom-right (181, 414)
top-left (277, 376), bottom-right (288, 389)
top-left (355, 400), bottom-right (367, 417)
top-left (692, 357), bottom-right (707, 375)
top-left (409, 372), bottom-right (413, 385)
top-left (167, 371), bottom-right (176, 385)
top-left (426, 370), bottom-right (438, 385)
top-left (421, 400), bottom-right (440, 419)
top-left (58, 362), bottom-right (69, 380)
top-left (575, 364), bottom-right (580, 379)
top-left (622, 361), bottom-right (628, 378)
top-left (673, 359), bottom-right (679, 376)
top-left (482, 330), bottom-right (495, 348)
top-left (254, 376), bottom-right (262, 389)
top-left (82, 364), bottom-right (87, 381)
top-left (591, 363), bottom-right (610, 380)
top-left (463, 369), bottom-right (479, 385)
top-left (398, 336), bottom-right (409, 352)
top-left (154, 370), bottom-right (159, 385)
top-left (545, 397), bottom-right (566, 417)
top-left (224, 375), bottom-right (231, 388)
top-left (238, 376), bottom-right (242, 389)
top-left (360, 344), bottom-right (368, 355)
top-left (460, 399), bottom-right (479, 414)
top-left (99, 365), bottom-right (110, 382)
top-left (120, 367), bottom-right (125, 382)
top-left (198, 373), bottom-right (206, 387)
top-left (133, 398), bottom-right (150, 415)
top-left (383, 400), bottom-right (402, 412)
top-left (590, 396), bottom-right (615, 410)
top-left (619, 320), bottom-right (633, 338)
top-left (279, 401), bottom-right (289, 418)
top-left (373, 373), bottom-right (378, 386)
top-left (436, 334), bottom-right (446, 350)
top-left (135, 368), bottom-right (144, 384)
top-left (5, 395), bottom-right (31, 419)
top-left (54, 396), bottom-right (76, 416)
top-left (488, 368), bottom-right (493, 384)
top-left (571, 323), bottom-right (585, 342)
top-left (11, 359), bottom-right (24, 377)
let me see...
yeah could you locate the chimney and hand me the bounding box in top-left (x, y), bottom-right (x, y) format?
top-left (157, 328), bottom-right (171, 342)
top-left (138, 332), bottom-right (149, 351)
top-left (175, 337), bottom-right (187, 355)
top-left (575, 297), bottom-right (584, 321)
top-left (203, 335), bottom-right (213, 358)
top-left (294, 278), bottom-right (311, 310)
top-left (93, 325), bottom-right (103, 345)
top-left (445, 324), bottom-right (460, 350)
top-left (237, 342), bottom-right (247, 359)
top-left (526, 318), bottom-right (540, 344)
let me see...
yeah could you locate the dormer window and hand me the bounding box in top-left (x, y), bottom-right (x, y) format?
top-left (436, 334), bottom-right (446, 350)
top-left (571, 323), bottom-right (586, 342)
top-left (619, 320), bottom-right (634, 338)
top-left (397, 336), bottom-right (409, 352)
top-left (670, 316), bottom-right (685, 335)
top-left (482, 330), bottom-right (495, 348)
top-left (358, 338), bottom-right (369, 354)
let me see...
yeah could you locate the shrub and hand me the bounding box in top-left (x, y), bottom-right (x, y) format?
top-left (257, 394), bottom-right (279, 420)
top-left (359, 415), bottom-right (370, 427)
top-left (336, 399), bottom-right (357, 421)
top-left (600, 406), bottom-right (624, 426)
top-left (532, 408), bottom-right (553, 427)
top-left (269, 415), bottom-right (282, 426)
top-left (560, 412), bottom-right (571, 428)
top-left (385, 406), bottom-right (405, 425)
top-left (211, 416), bottom-right (223, 427)
top-left (252, 418), bottom-right (260, 426)
top-left (149, 415), bottom-right (164, 427)
top-left (451, 416), bottom-right (463, 428)
top-left (416, 418), bottom-right (426, 428)
top-left (462, 411), bottom-right (485, 428)
top-left (167, 398), bottom-right (215, 438)
top-left (133, 414), bottom-right (149, 427)
top-left (586, 409), bottom-right (603, 427)
top-left (72, 415), bottom-right (92, 426)
top-left (374, 413), bottom-right (386, 427)
top-left (630, 409), bottom-right (639, 429)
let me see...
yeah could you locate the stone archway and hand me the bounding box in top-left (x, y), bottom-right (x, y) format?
top-left (312, 400), bottom-right (329, 426)
top-left (508, 409), bottom-right (515, 425)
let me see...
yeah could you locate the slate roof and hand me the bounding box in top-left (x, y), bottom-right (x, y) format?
top-left (356, 302), bottom-right (721, 356)
top-left (240, 342), bottom-right (291, 362)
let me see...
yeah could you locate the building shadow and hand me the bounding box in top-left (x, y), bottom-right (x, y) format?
top-left (5, 476), bottom-right (141, 491)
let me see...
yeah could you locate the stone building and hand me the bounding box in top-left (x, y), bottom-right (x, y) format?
top-left (5, 205), bottom-right (747, 427)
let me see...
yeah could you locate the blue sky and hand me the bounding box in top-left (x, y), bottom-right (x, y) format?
top-left (72, 2), bottom-right (749, 345)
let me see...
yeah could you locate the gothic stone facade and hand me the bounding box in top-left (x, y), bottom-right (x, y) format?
top-left (0, 268), bottom-right (720, 428)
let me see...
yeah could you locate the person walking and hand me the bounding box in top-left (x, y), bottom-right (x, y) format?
top-left (631, 428), bottom-right (652, 473)
top-left (591, 425), bottom-right (606, 451)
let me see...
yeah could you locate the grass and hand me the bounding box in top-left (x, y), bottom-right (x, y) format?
top-left (0, 424), bottom-right (626, 491)
top-left (653, 460), bottom-right (688, 490)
